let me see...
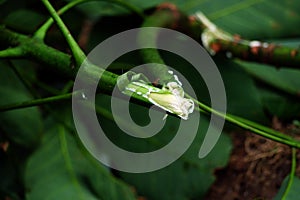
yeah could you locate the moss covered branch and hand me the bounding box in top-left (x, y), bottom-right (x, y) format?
top-left (0, 26), bottom-right (118, 93)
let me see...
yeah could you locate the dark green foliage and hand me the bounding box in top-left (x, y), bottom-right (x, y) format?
top-left (1, 0), bottom-right (300, 199)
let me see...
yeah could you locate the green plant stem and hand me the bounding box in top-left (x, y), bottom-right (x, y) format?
top-left (0, 26), bottom-right (118, 93)
top-left (191, 97), bottom-right (300, 148)
top-left (139, 11), bottom-right (176, 84)
top-left (61, 81), bottom-right (75, 94)
top-left (282, 148), bottom-right (297, 200)
top-left (0, 47), bottom-right (24, 58)
top-left (41, 0), bottom-right (86, 67)
top-left (35, 0), bottom-right (88, 40)
top-left (197, 103), bottom-right (294, 142)
top-left (40, 0), bottom-right (144, 67)
top-left (0, 92), bottom-right (76, 112)
top-left (139, 6), bottom-right (193, 84)
top-left (0, 26), bottom-right (73, 76)
top-left (35, 0), bottom-right (144, 40)
top-left (225, 112), bottom-right (293, 141)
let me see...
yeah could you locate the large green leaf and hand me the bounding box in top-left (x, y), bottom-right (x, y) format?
top-left (274, 176), bottom-right (300, 200)
top-left (116, 118), bottom-right (231, 200)
top-left (118, 116), bottom-right (232, 200)
top-left (258, 87), bottom-right (300, 120)
top-left (216, 59), bottom-right (268, 123)
top-left (178, 0), bottom-right (300, 39)
top-left (0, 61), bottom-right (42, 148)
top-left (3, 9), bottom-right (46, 33)
top-left (67, 0), bottom-right (300, 39)
top-left (65, 0), bottom-right (163, 19)
top-left (25, 124), bottom-right (136, 200)
top-left (96, 94), bottom-right (232, 199)
top-left (238, 61), bottom-right (300, 97)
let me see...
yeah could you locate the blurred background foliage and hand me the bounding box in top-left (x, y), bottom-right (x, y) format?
top-left (0, 0), bottom-right (300, 199)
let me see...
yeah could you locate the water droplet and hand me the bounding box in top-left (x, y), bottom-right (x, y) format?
top-left (249, 40), bottom-right (261, 47)
top-left (125, 87), bottom-right (136, 93)
top-left (226, 51), bottom-right (233, 58)
top-left (173, 75), bottom-right (182, 86)
top-left (162, 114), bottom-right (168, 120)
top-left (81, 93), bottom-right (87, 100)
top-left (262, 42), bottom-right (269, 48)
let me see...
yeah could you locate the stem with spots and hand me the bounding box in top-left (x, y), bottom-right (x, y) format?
top-left (194, 12), bottom-right (300, 69)
top-left (135, 5), bottom-right (300, 149)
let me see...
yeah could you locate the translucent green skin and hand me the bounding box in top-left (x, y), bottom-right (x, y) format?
top-left (121, 80), bottom-right (194, 120)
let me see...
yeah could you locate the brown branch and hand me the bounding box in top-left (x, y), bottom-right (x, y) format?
top-left (147, 4), bottom-right (300, 69)
top-left (194, 12), bottom-right (300, 69)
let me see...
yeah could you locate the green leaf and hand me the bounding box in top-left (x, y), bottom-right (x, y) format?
top-left (3, 9), bottom-right (46, 33)
top-left (96, 94), bottom-right (232, 199)
top-left (238, 61), bottom-right (300, 97)
top-left (118, 116), bottom-right (232, 200)
top-left (25, 125), bottom-right (136, 200)
top-left (121, 162), bottom-right (214, 200)
top-left (71, 0), bottom-right (300, 38)
top-left (0, 61), bottom-right (42, 148)
top-left (258, 88), bottom-right (300, 120)
top-left (178, 0), bottom-right (300, 39)
top-left (65, 0), bottom-right (162, 19)
top-left (236, 60), bottom-right (300, 119)
top-left (62, 0), bottom-right (300, 42)
top-left (274, 176), bottom-right (300, 200)
top-left (217, 59), bottom-right (268, 123)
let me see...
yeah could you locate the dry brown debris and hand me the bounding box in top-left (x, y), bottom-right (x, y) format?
top-left (205, 118), bottom-right (300, 200)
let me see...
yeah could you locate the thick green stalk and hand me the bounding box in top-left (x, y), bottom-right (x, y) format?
top-left (0, 26), bottom-right (72, 76)
top-left (0, 26), bottom-right (118, 93)
top-left (138, 6), bottom-right (190, 85)
top-left (41, 0), bottom-right (86, 67)
top-left (140, 11), bottom-right (173, 82)
top-left (35, 0), bottom-right (88, 40)
top-left (0, 47), bottom-right (24, 58)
